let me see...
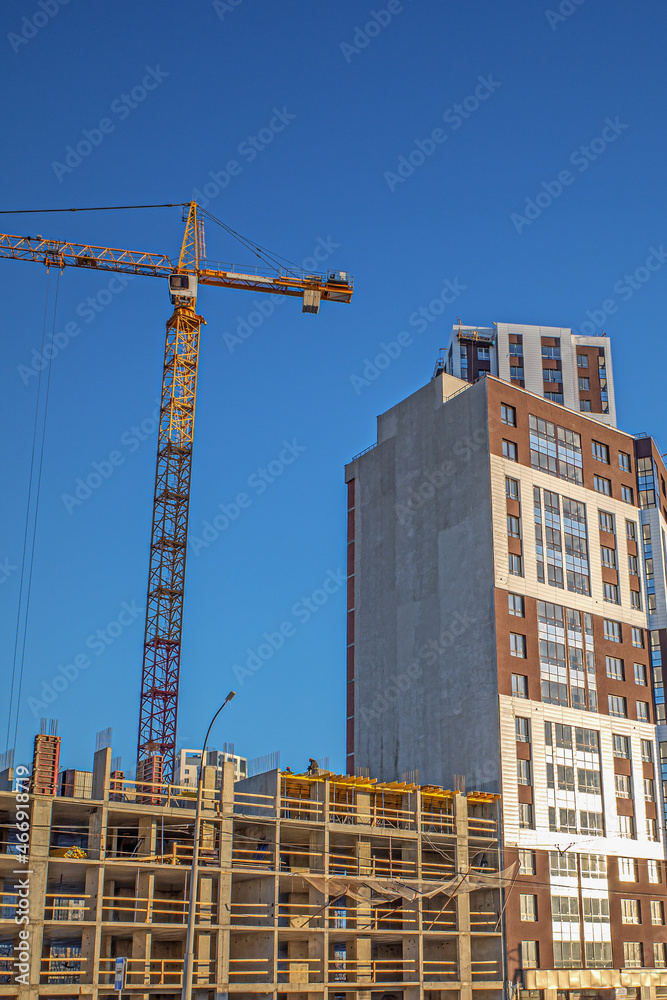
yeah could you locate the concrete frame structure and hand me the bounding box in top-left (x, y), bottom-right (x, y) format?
top-left (345, 368), bottom-right (667, 997)
top-left (0, 745), bottom-right (503, 1000)
top-left (440, 324), bottom-right (616, 426)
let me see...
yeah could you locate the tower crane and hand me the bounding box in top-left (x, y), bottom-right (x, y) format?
top-left (1, 201), bottom-right (354, 782)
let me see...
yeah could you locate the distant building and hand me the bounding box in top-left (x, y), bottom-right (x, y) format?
top-left (174, 746), bottom-right (247, 787)
top-left (440, 322), bottom-right (615, 425)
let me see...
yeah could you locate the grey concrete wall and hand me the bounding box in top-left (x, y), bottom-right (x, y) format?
top-left (348, 376), bottom-right (500, 791)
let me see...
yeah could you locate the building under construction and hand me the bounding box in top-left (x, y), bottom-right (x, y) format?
top-left (0, 737), bottom-right (506, 1000)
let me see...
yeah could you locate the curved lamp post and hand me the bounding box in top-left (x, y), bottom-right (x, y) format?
top-left (181, 690), bottom-right (236, 1000)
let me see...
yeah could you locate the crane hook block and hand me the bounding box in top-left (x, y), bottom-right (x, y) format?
top-left (302, 288), bottom-right (321, 314)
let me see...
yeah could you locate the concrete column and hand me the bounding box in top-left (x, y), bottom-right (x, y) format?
top-left (81, 865), bottom-right (104, 986)
top-left (456, 794), bottom-right (472, 1000)
top-left (92, 746), bottom-right (111, 801)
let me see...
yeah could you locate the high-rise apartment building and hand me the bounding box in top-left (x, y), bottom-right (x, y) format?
top-left (440, 323), bottom-right (616, 425)
top-left (174, 745), bottom-right (247, 786)
top-left (345, 344), bottom-right (667, 995)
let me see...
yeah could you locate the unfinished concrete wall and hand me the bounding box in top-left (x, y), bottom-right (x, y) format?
top-left (348, 377), bottom-right (500, 791)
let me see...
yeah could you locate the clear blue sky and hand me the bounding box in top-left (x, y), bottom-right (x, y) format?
top-left (2, 0), bottom-right (666, 776)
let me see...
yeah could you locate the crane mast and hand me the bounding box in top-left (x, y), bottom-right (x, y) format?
top-left (0, 203), bottom-right (353, 783)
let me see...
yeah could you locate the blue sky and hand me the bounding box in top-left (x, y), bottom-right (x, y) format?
top-left (2, 0), bottom-right (666, 776)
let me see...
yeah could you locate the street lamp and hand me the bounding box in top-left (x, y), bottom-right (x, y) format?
top-left (181, 690), bottom-right (236, 1000)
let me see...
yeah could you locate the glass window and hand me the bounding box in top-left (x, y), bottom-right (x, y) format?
top-left (575, 728), bottom-right (599, 752)
top-left (601, 545), bottom-right (616, 568)
top-left (604, 619), bottom-right (622, 642)
top-left (651, 900), bottom-right (664, 925)
top-left (512, 674), bottom-right (528, 698)
top-left (599, 510), bottom-right (615, 532)
top-left (592, 441), bottom-right (610, 463)
top-left (507, 514), bottom-right (521, 537)
top-left (647, 860), bottom-right (661, 884)
top-left (628, 554), bottom-right (638, 575)
top-left (478, 347), bottom-right (490, 360)
top-left (508, 593), bottom-right (525, 617)
top-left (521, 940), bottom-right (538, 969)
top-left (626, 520), bottom-right (636, 540)
top-left (613, 734), bottom-right (630, 758)
top-left (551, 895), bottom-right (579, 921)
top-left (543, 368), bottom-right (563, 383)
top-left (654, 943), bottom-right (666, 969)
top-left (553, 941), bottom-right (581, 969)
top-left (518, 849), bottom-right (536, 875)
top-left (580, 811), bottom-right (604, 836)
top-left (632, 626), bottom-right (644, 648)
top-left (621, 485), bottom-right (634, 504)
top-left (585, 941), bottom-right (612, 968)
top-left (580, 399), bottom-right (592, 412)
top-left (594, 475), bottom-right (612, 495)
top-left (541, 344), bottom-right (561, 360)
top-left (603, 582), bottom-right (620, 604)
top-left (623, 942), bottom-right (642, 969)
top-left (634, 663), bottom-right (647, 686)
top-left (516, 717), bottom-right (530, 741)
top-left (577, 354), bottom-right (588, 367)
top-left (631, 589), bottom-right (642, 610)
top-left (606, 656), bottom-right (624, 680)
top-left (506, 476), bottom-right (519, 500)
top-left (577, 768), bottom-right (601, 794)
top-left (636, 701), bottom-right (649, 722)
top-left (518, 802), bottom-right (533, 828)
top-left (641, 739), bottom-right (653, 762)
top-left (503, 439), bottom-right (518, 462)
top-left (510, 633), bottom-right (527, 658)
top-left (615, 773), bottom-right (632, 798)
top-left (550, 851), bottom-right (577, 877)
top-left (580, 854), bottom-right (606, 878)
top-left (618, 857), bottom-right (637, 881)
top-left (619, 451), bottom-right (631, 472)
top-left (608, 694), bottom-right (627, 717)
top-left (579, 376), bottom-right (590, 390)
top-left (618, 815), bottom-right (635, 839)
top-left (644, 778), bottom-right (655, 801)
top-left (555, 724), bottom-right (572, 748)
top-left (520, 893), bottom-right (537, 920)
top-left (621, 899), bottom-right (640, 924)
top-left (557, 764), bottom-right (575, 791)
top-left (501, 403), bottom-right (516, 426)
top-left (517, 759), bottom-right (532, 784)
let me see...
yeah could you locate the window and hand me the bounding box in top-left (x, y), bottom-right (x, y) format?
top-left (619, 857), bottom-right (637, 881)
top-left (550, 851), bottom-right (576, 877)
top-left (606, 656), bottom-right (624, 680)
top-left (515, 717), bottom-right (530, 741)
top-left (646, 818), bottom-right (658, 841)
top-left (553, 941), bottom-right (581, 969)
top-left (517, 759), bottom-right (532, 785)
top-left (521, 941), bottom-right (538, 969)
top-left (580, 399), bottom-right (592, 412)
top-left (545, 391), bottom-right (563, 403)
top-left (509, 341), bottom-right (523, 357)
top-left (619, 451), bottom-right (631, 472)
top-left (543, 368), bottom-right (562, 383)
top-left (604, 619), bottom-right (622, 642)
top-left (509, 553), bottom-right (523, 576)
top-left (632, 626), bottom-right (644, 648)
top-left (510, 633), bottom-right (526, 658)
top-left (580, 854), bottom-right (606, 878)
top-left (551, 896), bottom-right (579, 922)
top-left (555, 723), bottom-right (572, 748)
top-left (579, 376), bottom-right (590, 390)
top-left (641, 739), bottom-right (653, 762)
top-left (510, 367), bottom-right (525, 382)
top-left (623, 942), bottom-right (642, 969)
top-left (580, 810), bottom-right (604, 836)
top-left (529, 415), bottom-right (583, 484)
top-left (506, 476), bottom-right (519, 500)
top-left (577, 354), bottom-right (588, 367)
top-left (628, 554), bottom-right (638, 575)
top-left (577, 768), bottom-right (601, 794)
top-left (634, 663), bottom-right (647, 686)
top-left (647, 859), bottom-right (661, 884)
top-left (542, 344), bottom-right (561, 360)
top-left (651, 901), bottom-right (665, 927)
top-left (518, 849), bottom-right (536, 875)
top-left (636, 701), bottom-right (649, 722)
top-left (603, 582), bottom-right (620, 604)
top-left (478, 346), bottom-right (490, 360)
top-left (626, 519), bottom-right (636, 540)
top-left (621, 899), bottom-right (641, 924)
top-left (557, 764), bottom-right (575, 791)
top-left (608, 694), bottom-right (627, 717)
top-left (599, 510), bottom-right (615, 532)
top-left (512, 674), bottom-right (528, 698)
top-left (613, 734), bottom-right (630, 758)
top-left (618, 815), bottom-right (635, 839)
top-left (575, 727), bottom-right (599, 753)
top-left (585, 942), bottom-right (612, 968)
top-left (520, 894), bottom-right (537, 921)
top-left (621, 485), bottom-right (634, 504)
top-left (503, 439), bottom-right (518, 462)
top-left (508, 593), bottom-right (525, 617)
top-left (631, 590), bottom-right (642, 610)
top-left (501, 403), bottom-right (516, 426)
top-left (594, 475), bottom-right (611, 495)
top-left (550, 806), bottom-right (577, 833)
top-left (507, 514), bottom-right (521, 538)
top-left (654, 943), bottom-right (666, 969)
top-left (644, 778), bottom-right (656, 801)
top-left (518, 803), bottom-right (533, 829)
top-left (592, 441), bottom-right (610, 463)
top-left (615, 773), bottom-right (632, 798)
top-left (601, 545), bottom-right (616, 568)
